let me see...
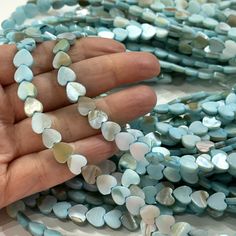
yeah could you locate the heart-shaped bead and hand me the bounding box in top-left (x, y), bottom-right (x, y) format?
top-left (130, 185), bottom-right (145, 199)
top-left (118, 153), bottom-right (137, 171)
top-left (207, 192), bottom-right (227, 211)
top-left (32, 112), bottom-right (52, 134)
top-left (196, 140), bottom-right (214, 153)
top-left (17, 81), bottom-right (37, 101)
top-left (120, 212), bottom-right (140, 231)
top-left (125, 196), bottom-right (145, 216)
top-left (201, 101), bottom-right (219, 115)
top-left (28, 222), bottom-right (45, 236)
top-left (155, 215), bottom-right (175, 234)
top-left (82, 165), bottom-right (102, 184)
top-left (52, 201), bottom-right (71, 219)
top-left (170, 222), bottom-right (191, 235)
top-left (53, 142), bottom-right (73, 163)
top-left (37, 195), bottom-right (57, 215)
top-left (77, 96), bottom-right (96, 116)
top-left (88, 109), bottom-right (108, 129)
top-left (202, 116), bottom-right (221, 130)
top-left (66, 82), bottom-right (86, 103)
top-left (24, 97), bottom-right (43, 117)
top-left (111, 186), bottom-right (131, 205)
top-left (14, 65), bottom-right (33, 83)
top-left (191, 190), bottom-right (209, 210)
top-left (42, 128), bottom-right (62, 149)
top-left (196, 154), bottom-right (214, 172)
top-left (130, 142), bottom-right (150, 161)
top-left (104, 209), bottom-right (122, 229)
top-left (212, 152), bottom-right (229, 171)
top-left (182, 134), bottom-right (201, 149)
top-left (136, 158), bottom-right (149, 175)
top-left (189, 121), bottom-right (208, 136)
top-left (156, 187), bottom-right (175, 206)
top-left (121, 169), bottom-right (140, 187)
top-left (96, 174), bottom-right (117, 195)
top-left (115, 132), bottom-right (136, 151)
top-left (68, 204), bottom-right (88, 223)
top-left (147, 164), bottom-right (164, 180)
top-left (173, 186), bottom-right (192, 205)
top-left (67, 154), bottom-right (87, 175)
top-left (140, 205), bottom-right (160, 225)
top-left (53, 51), bottom-right (72, 69)
top-left (101, 121), bottom-right (121, 141)
top-left (163, 167), bottom-right (181, 183)
top-left (53, 39), bottom-right (70, 54)
top-left (86, 207), bottom-right (106, 227)
top-left (13, 49), bottom-right (34, 67)
top-left (97, 160), bottom-right (116, 175)
top-left (57, 66), bottom-right (76, 86)
top-left (57, 32), bottom-right (76, 45)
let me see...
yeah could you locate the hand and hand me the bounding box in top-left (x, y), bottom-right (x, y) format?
top-left (0, 38), bottom-right (159, 208)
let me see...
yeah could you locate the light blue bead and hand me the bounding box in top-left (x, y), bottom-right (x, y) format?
top-left (228, 27), bottom-right (236, 40)
top-left (14, 65), bottom-right (33, 83)
top-left (155, 104), bottom-right (169, 113)
top-left (12, 7), bottom-right (26, 25)
top-left (24, 4), bottom-right (39, 18)
top-left (145, 152), bottom-right (164, 165)
top-left (16, 212), bottom-right (30, 229)
top-left (189, 121), bottom-right (208, 136)
top-left (163, 166), bottom-right (181, 183)
top-left (38, 195), bottom-right (57, 215)
top-left (52, 0), bottom-right (65, 9)
top-left (113, 28), bottom-right (128, 41)
top-left (17, 38), bottom-right (36, 52)
top-left (68, 190), bottom-right (86, 203)
top-left (155, 122), bottom-right (171, 135)
top-left (44, 229), bottom-right (62, 236)
top-left (218, 105), bottom-right (235, 121)
top-left (201, 101), bottom-right (218, 115)
top-left (142, 186), bottom-right (157, 204)
top-left (139, 175), bottom-right (157, 188)
top-left (169, 127), bottom-right (186, 142)
top-left (169, 103), bottom-right (186, 115)
top-left (104, 209), bottom-right (122, 229)
top-left (29, 221), bottom-right (46, 236)
top-left (208, 128), bottom-right (227, 141)
top-left (86, 207), bottom-right (106, 227)
top-left (65, 0), bottom-right (78, 6)
top-left (207, 192), bottom-right (227, 211)
top-left (162, 155), bottom-right (180, 169)
top-left (1, 19), bottom-right (16, 30)
top-left (126, 25), bottom-right (142, 40)
top-left (225, 197), bottom-right (236, 205)
top-left (147, 164), bottom-right (164, 180)
top-left (37, 0), bottom-right (51, 12)
top-left (86, 193), bottom-right (104, 206)
top-left (13, 49), bottom-right (34, 67)
top-left (52, 202), bottom-right (72, 219)
top-left (182, 135), bottom-right (201, 149)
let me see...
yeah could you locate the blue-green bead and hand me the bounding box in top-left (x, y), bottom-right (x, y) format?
top-left (12, 7), bottom-right (26, 25)
top-left (1, 19), bottom-right (16, 30)
top-left (169, 103), bottom-right (186, 115)
top-left (113, 28), bottom-right (128, 41)
top-left (208, 128), bottom-right (227, 141)
top-left (65, 178), bottom-right (83, 190)
top-left (126, 25), bottom-right (142, 41)
top-left (211, 181), bottom-right (230, 196)
top-left (143, 186), bottom-right (158, 204)
top-left (14, 64), bottom-right (33, 83)
top-left (16, 212), bottom-right (31, 229)
top-left (155, 104), bottom-right (169, 113)
top-left (13, 49), bottom-right (34, 67)
top-left (17, 38), bottom-right (36, 52)
top-left (24, 3), bottom-right (39, 18)
top-left (52, 0), bottom-right (65, 9)
top-left (44, 229), bottom-right (62, 236)
top-left (29, 221), bottom-right (46, 236)
top-left (147, 164), bottom-right (164, 180)
top-left (52, 201), bottom-right (71, 219)
top-left (68, 190), bottom-right (86, 203)
top-left (207, 192), bottom-right (227, 211)
top-left (38, 195), bottom-right (57, 215)
top-left (37, 0), bottom-right (51, 12)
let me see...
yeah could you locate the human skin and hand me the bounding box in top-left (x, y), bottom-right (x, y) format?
top-left (0, 37), bottom-right (160, 208)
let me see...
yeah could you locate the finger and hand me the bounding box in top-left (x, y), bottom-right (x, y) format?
top-left (0, 37), bottom-right (125, 86)
top-left (3, 134), bottom-right (117, 208)
top-left (7, 52), bottom-right (160, 122)
top-left (15, 85), bottom-right (157, 157)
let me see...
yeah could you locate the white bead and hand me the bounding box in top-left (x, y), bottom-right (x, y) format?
top-left (115, 132), bottom-right (136, 151)
top-left (42, 128), bottom-right (62, 148)
top-left (101, 121), bottom-right (121, 141)
top-left (140, 205), bottom-right (160, 225)
top-left (67, 154), bottom-right (87, 175)
top-left (155, 215), bottom-right (175, 234)
top-left (66, 82), bottom-right (86, 103)
top-left (125, 196), bottom-right (145, 216)
top-left (96, 174), bottom-right (117, 195)
top-left (130, 142), bottom-right (150, 161)
top-left (31, 112), bottom-right (52, 134)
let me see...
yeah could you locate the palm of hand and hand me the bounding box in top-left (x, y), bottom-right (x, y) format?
top-left (0, 37), bottom-right (159, 208)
